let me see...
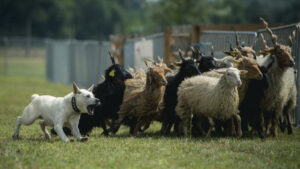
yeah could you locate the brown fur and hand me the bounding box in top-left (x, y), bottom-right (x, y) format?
top-left (116, 60), bottom-right (171, 136)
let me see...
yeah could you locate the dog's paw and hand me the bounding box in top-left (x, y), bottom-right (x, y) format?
top-left (79, 137), bottom-right (88, 142)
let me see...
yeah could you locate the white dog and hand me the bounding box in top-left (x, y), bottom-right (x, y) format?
top-left (12, 82), bottom-right (100, 142)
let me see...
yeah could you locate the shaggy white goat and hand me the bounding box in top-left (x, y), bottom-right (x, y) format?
top-left (176, 67), bottom-right (246, 138)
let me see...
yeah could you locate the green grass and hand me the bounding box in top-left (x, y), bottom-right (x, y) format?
top-left (0, 59), bottom-right (299, 169)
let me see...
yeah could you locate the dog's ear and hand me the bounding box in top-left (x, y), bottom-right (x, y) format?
top-left (73, 82), bottom-right (80, 94)
top-left (88, 84), bottom-right (94, 92)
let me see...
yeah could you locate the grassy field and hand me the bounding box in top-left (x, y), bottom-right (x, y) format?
top-left (0, 58), bottom-right (299, 169)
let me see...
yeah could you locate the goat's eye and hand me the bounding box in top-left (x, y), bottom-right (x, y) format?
top-left (86, 95), bottom-right (90, 98)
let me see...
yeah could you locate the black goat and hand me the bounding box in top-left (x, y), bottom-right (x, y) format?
top-left (196, 47), bottom-right (217, 72)
top-left (160, 49), bottom-right (201, 135)
top-left (52, 53), bottom-right (132, 136)
top-left (239, 62), bottom-right (273, 139)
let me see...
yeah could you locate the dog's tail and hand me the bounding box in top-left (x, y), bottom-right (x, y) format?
top-left (31, 94), bottom-right (39, 100)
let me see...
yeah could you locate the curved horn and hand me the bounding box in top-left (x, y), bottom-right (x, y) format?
top-left (145, 58), bottom-right (157, 66)
top-left (260, 17), bottom-right (278, 46)
top-left (236, 34), bottom-right (241, 49)
top-left (230, 43), bottom-right (234, 51)
top-left (109, 52), bottom-right (116, 65)
top-left (190, 47), bottom-right (197, 59)
top-left (288, 23), bottom-right (299, 47)
top-left (211, 46), bottom-right (215, 56)
top-left (178, 49), bottom-right (185, 61)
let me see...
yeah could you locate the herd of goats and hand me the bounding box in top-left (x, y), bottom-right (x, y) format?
top-left (54, 18), bottom-right (298, 140)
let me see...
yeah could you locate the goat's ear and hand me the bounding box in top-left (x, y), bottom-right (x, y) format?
top-left (214, 69), bottom-right (227, 74)
top-left (109, 52), bottom-right (116, 65)
top-left (144, 60), bottom-right (151, 68)
top-left (73, 82), bottom-right (80, 94)
top-left (233, 58), bottom-right (242, 67)
top-left (224, 51), bottom-right (231, 55)
top-left (88, 84), bottom-right (94, 92)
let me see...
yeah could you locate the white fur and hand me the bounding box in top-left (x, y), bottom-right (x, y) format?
top-left (12, 83), bottom-right (99, 142)
top-left (176, 67), bottom-right (242, 137)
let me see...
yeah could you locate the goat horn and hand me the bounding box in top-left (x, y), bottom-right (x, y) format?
top-left (190, 47), bottom-right (197, 59)
top-left (230, 44), bottom-right (234, 51)
top-left (178, 49), bottom-right (185, 61)
top-left (235, 34), bottom-right (241, 49)
top-left (211, 46), bottom-right (214, 56)
top-left (260, 17), bottom-right (278, 46)
top-left (145, 58), bottom-right (157, 66)
top-left (109, 51), bottom-right (116, 65)
top-left (288, 23), bottom-right (299, 47)
top-left (260, 33), bottom-right (269, 50)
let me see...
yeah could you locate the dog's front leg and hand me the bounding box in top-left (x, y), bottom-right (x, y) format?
top-left (54, 124), bottom-right (69, 142)
top-left (70, 119), bottom-right (88, 142)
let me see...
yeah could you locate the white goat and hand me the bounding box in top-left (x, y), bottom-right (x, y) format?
top-left (176, 67), bottom-right (246, 138)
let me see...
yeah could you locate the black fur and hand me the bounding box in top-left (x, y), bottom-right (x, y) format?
top-left (160, 52), bottom-right (201, 135)
top-left (239, 67), bottom-right (270, 139)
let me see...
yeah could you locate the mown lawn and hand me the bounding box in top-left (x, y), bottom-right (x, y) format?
top-left (0, 63), bottom-right (299, 169)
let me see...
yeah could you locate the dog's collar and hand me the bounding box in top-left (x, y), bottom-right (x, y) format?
top-left (71, 96), bottom-right (81, 113)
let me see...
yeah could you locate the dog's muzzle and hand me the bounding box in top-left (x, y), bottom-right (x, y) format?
top-left (87, 99), bottom-right (101, 115)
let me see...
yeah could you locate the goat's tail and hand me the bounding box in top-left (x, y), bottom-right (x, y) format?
top-left (31, 94), bottom-right (39, 100)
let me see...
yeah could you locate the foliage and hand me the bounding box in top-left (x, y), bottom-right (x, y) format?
top-left (0, 0), bottom-right (300, 39)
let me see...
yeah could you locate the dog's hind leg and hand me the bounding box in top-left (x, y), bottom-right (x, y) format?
top-left (12, 117), bottom-right (22, 139)
top-left (39, 121), bottom-right (51, 139)
top-left (12, 108), bottom-right (39, 139)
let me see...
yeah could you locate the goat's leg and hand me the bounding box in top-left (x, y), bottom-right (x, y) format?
top-left (100, 122), bottom-right (109, 136)
top-left (205, 117), bottom-right (214, 138)
top-left (264, 112), bottom-right (271, 136)
top-left (283, 104), bottom-right (294, 135)
top-left (132, 120), bottom-right (144, 137)
top-left (257, 112), bottom-right (265, 139)
top-left (270, 113), bottom-right (279, 138)
top-left (233, 114), bottom-right (242, 138)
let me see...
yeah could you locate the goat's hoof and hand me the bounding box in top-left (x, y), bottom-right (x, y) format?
top-left (101, 132), bottom-right (109, 136)
top-left (69, 138), bottom-right (74, 142)
top-left (12, 134), bottom-right (19, 139)
top-left (79, 137), bottom-right (88, 142)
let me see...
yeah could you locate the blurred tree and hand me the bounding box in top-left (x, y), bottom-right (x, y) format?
top-left (0, 0), bottom-right (65, 38)
top-left (0, 0), bottom-right (299, 39)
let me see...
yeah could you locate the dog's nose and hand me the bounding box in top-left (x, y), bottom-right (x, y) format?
top-left (95, 99), bottom-right (101, 105)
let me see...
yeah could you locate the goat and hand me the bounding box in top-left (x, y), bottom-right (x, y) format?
top-left (114, 60), bottom-right (172, 136)
top-left (176, 68), bottom-right (247, 138)
top-left (257, 18), bottom-right (297, 137)
top-left (160, 49), bottom-right (201, 135)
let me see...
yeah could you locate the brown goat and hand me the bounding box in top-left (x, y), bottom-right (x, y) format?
top-left (115, 60), bottom-right (172, 136)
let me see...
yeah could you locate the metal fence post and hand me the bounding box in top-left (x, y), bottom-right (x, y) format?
top-left (296, 26), bottom-right (300, 127)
